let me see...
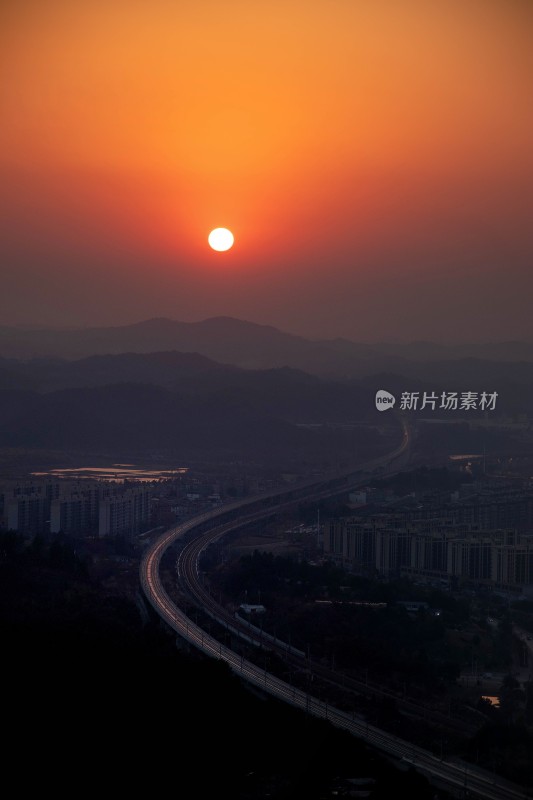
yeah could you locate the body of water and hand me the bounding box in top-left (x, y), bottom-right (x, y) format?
top-left (31, 465), bottom-right (188, 482)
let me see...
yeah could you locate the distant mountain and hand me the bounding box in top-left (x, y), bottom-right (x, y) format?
top-left (0, 352), bottom-right (377, 423)
top-left (0, 317), bottom-right (312, 363)
top-left (1, 317), bottom-right (532, 378)
top-left (0, 341), bottom-right (530, 463)
top-left (0, 384), bottom-right (387, 462)
top-left (322, 338), bottom-right (533, 361)
top-left (1, 345), bottom-right (533, 422)
top-left (0, 351), bottom-right (240, 393)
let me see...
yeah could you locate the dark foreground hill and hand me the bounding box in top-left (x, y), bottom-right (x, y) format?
top-left (1, 532), bottom-right (440, 799)
top-left (0, 383), bottom-right (388, 464)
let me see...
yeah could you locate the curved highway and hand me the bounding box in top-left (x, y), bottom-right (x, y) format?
top-left (140, 419), bottom-right (525, 799)
top-left (175, 517), bottom-right (479, 738)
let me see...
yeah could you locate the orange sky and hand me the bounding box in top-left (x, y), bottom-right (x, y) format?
top-left (1, 0), bottom-right (532, 340)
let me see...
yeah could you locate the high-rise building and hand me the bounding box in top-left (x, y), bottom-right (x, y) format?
top-left (6, 494), bottom-right (50, 534)
top-left (50, 489), bottom-right (99, 534)
top-left (98, 488), bottom-right (151, 537)
top-left (325, 511), bottom-right (533, 588)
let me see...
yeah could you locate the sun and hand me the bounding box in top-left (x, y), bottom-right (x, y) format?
top-left (208, 227), bottom-right (234, 252)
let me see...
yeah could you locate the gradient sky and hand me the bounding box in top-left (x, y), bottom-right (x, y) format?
top-left (1, 0), bottom-right (532, 342)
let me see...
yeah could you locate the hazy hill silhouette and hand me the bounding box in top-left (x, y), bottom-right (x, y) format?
top-left (1, 345), bottom-right (533, 417)
top-left (0, 319), bottom-right (530, 461)
top-left (1, 317), bottom-right (532, 378)
top-left (0, 383), bottom-right (387, 461)
top-left (0, 351), bottom-right (381, 420)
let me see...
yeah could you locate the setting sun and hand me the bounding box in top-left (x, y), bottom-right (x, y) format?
top-left (208, 228), bottom-right (234, 252)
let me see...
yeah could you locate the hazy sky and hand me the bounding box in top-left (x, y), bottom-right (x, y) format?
top-left (1, 0), bottom-right (532, 341)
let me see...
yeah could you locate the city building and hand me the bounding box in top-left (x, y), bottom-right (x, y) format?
top-left (325, 508), bottom-right (533, 589)
top-left (98, 488), bottom-right (151, 537)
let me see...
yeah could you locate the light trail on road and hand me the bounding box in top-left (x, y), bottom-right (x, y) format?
top-left (140, 420), bottom-right (526, 799)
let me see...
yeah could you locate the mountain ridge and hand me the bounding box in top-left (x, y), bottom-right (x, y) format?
top-left (0, 317), bottom-right (532, 377)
